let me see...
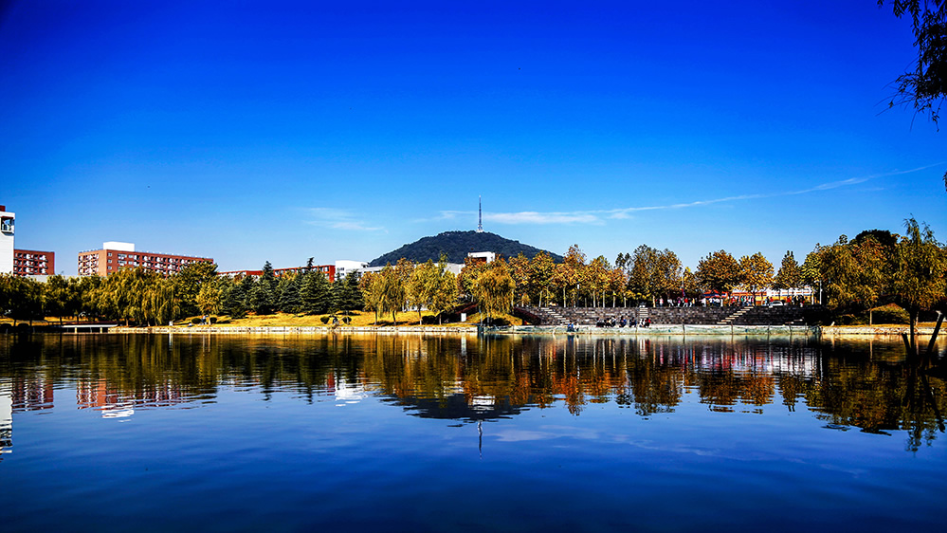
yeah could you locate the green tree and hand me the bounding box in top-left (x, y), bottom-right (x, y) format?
top-left (428, 257), bottom-right (458, 324)
top-left (338, 272), bottom-right (363, 313)
top-left (359, 271), bottom-right (385, 324)
top-left (891, 217), bottom-right (947, 342)
top-left (3, 275), bottom-right (44, 325)
top-left (819, 235), bottom-right (892, 312)
top-left (250, 262), bottom-right (277, 314)
top-left (381, 265), bottom-right (406, 324)
top-left (627, 245), bottom-right (659, 304)
top-left (802, 245), bottom-right (826, 304)
top-left (696, 250), bottom-right (742, 294)
top-left (277, 273), bottom-right (303, 314)
top-left (174, 262), bottom-right (218, 317)
top-left (585, 256), bottom-right (610, 308)
top-left (560, 244), bottom-right (586, 306)
top-left (408, 260), bottom-right (436, 324)
top-left (773, 251), bottom-right (802, 291)
top-left (655, 250), bottom-right (683, 302)
top-left (472, 258), bottom-right (515, 323)
top-left (43, 274), bottom-right (72, 324)
top-left (739, 252), bottom-right (775, 303)
top-left (509, 253), bottom-right (532, 307)
top-left (222, 275), bottom-right (253, 318)
top-left (529, 251), bottom-right (556, 307)
top-left (197, 276), bottom-right (224, 315)
top-left (301, 269), bottom-right (331, 315)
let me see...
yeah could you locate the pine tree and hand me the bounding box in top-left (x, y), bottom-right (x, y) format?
top-left (301, 270), bottom-right (331, 314)
top-left (251, 262), bottom-right (277, 314)
top-left (278, 274), bottom-right (302, 313)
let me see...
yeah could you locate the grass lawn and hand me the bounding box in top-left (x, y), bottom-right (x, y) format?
top-left (189, 310), bottom-right (478, 328)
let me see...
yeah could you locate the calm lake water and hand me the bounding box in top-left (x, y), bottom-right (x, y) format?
top-left (2, 333), bottom-right (946, 532)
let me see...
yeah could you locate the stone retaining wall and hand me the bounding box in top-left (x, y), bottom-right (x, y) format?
top-left (504, 325), bottom-right (818, 336)
top-left (820, 326), bottom-right (936, 336)
top-left (110, 326), bottom-right (478, 335)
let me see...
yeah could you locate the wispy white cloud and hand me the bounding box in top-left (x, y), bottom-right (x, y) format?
top-left (485, 211), bottom-right (601, 225)
top-left (304, 207), bottom-right (385, 232)
top-left (459, 163), bottom-right (943, 226)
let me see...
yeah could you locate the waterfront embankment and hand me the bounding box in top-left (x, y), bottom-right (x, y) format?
top-left (105, 324), bottom-right (940, 337)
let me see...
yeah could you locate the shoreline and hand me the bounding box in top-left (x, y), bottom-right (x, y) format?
top-left (101, 324), bottom-right (939, 337)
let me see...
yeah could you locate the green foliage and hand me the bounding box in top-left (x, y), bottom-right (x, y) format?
top-left (471, 258), bottom-right (515, 321)
top-left (739, 252), bottom-right (774, 296)
top-left (337, 273), bottom-right (363, 313)
top-left (277, 273), bottom-right (302, 314)
top-left (221, 275), bottom-right (252, 318)
top-left (529, 251), bottom-right (556, 307)
top-left (819, 234), bottom-right (892, 311)
top-left (368, 231), bottom-right (563, 267)
top-left (773, 251), bottom-right (802, 290)
top-left (0, 275), bottom-right (44, 324)
top-left (250, 261), bottom-right (277, 314)
top-left (891, 217), bottom-right (947, 336)
top-left (696, 250), bottom-right (741, 293)
top-left (300, 269), bottom-right (331, 315)
top-left (869, 304), bottom-right (910, 324)
top-left (174, 262), bottom-right (218, 317)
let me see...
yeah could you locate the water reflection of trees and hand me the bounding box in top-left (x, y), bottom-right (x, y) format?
top-left (1, 334), bottom-right (944, 449)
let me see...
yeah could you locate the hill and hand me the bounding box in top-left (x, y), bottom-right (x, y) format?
top-left (368, 231), bottom-right (563, 267)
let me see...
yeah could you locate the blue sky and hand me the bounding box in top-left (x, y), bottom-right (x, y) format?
top-left (1, 1), bottom-right (944, 275)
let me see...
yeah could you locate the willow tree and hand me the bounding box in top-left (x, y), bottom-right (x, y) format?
top-left (359, 271), bottom-right (385, 324)
top-left (818, 235), bottom-right (892, 312)
top-left (428, 256), bottom-right (458, 325)
top-left (472, 258), bottom-right (515, 323)
top-left (408, 260), bottom-right (436, 324)
top-left (891, 218), bottom-right (946, 343)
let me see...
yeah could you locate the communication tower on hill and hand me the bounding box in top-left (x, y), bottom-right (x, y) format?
top-left (477, 196), bottom-right (483, 233)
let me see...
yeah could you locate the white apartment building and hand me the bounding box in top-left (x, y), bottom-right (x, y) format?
top-left (0, 205), bottom-right (14, 275)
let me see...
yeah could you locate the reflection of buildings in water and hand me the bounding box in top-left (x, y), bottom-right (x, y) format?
top-left (76, 378), bottom-right (190, 418)
top-left (1, 380), bottom-right (12, 458)
top-left (391, 393), bottom-right (525, 422)
top-left (11, 375), bottom-right (54, 411)
top-left (333, 376), bottom-right (367, 405)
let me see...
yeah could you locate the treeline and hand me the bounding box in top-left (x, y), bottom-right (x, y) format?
top-left (2, 218), bottom-right (945, 330)
top-left (0, 259), bottom-right (363, 326)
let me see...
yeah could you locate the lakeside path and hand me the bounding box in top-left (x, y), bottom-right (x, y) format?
top-left (107, 324), bottom-right (938, 337)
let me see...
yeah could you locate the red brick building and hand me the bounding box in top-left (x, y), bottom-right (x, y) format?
top-left (219, 264), bottom-right (335, 280)
top-left (78, 242), bottom-right (212, 277)
top-left (13, 249), bottom-right (55, 276)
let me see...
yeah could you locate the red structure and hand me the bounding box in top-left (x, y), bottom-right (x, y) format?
top-left (219, 264), bottom-right (335, 280)
top-left (13, 249), bottom-right (55, 276)
top-left (78, 242), bottom-right (212, 276)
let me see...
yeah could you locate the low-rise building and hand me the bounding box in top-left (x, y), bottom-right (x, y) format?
top-left (219, 264), bottom-right (335, 280)
top-left (335, 260), bottom-right (368, 279)
top-left (13, 249), bottom-right (55, 276)
top-left (77, 242), bottom-right (212, 276)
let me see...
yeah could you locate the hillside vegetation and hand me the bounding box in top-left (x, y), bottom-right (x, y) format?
top-left (369, 230), bottom-right (563, 266)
